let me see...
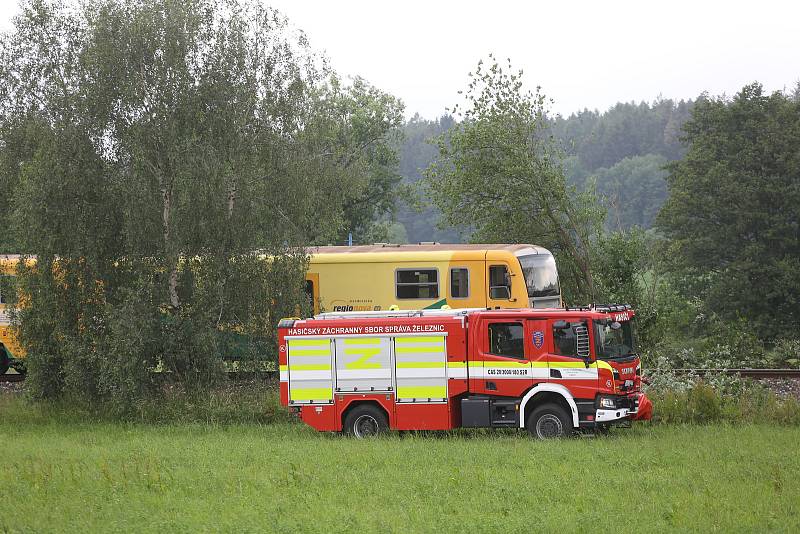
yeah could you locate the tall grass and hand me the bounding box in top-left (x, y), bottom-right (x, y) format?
top-left (2, 393), bottom-right (800, 532)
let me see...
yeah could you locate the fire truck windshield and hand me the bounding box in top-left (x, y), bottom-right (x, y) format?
top-left (594, 319), bottom-right (638, 360)
top-left (518, 253), bottom-right (560, 298)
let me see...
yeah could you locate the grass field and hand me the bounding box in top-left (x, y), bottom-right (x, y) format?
top-left (2, 396), bottom-right (800, 533)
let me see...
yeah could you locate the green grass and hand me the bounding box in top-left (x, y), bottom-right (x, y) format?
top-left (2, 396), bottom-right (800, 533)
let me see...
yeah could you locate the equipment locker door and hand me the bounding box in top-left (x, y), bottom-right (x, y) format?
top-left (394, 335), bottom-right (448, 402)
top-left (287, 337), bottom-right (334, 404)
top-left (334, 336), bottom-right (393, 393)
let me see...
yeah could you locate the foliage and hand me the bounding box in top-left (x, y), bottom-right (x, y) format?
top-left (551, 98), bottom-right (693, 171)
top-left (394, 114), bottom-right (461, 243)
top-left (0, 0), bottom-right (403, 411)
top-left (649, 382), bottom-right (800, 425)
top-left (657, 83), bottom-right (800, 341)
top-left (590, 154), bottom-right (669, 230)
top-left (304, 76), bottom-right (405, 244)
top-left (425, 57), bottom-right (606, 302)
top-left (396, 99), bottom-right (691, 242)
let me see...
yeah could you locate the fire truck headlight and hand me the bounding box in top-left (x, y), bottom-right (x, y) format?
top-left (599, 397), bottom-right (616, 409)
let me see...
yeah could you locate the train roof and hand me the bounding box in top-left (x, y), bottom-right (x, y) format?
top-left (309, 243), bottom-right (550, 254)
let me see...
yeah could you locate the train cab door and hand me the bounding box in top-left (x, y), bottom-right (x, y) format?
top-left (472, 318), bottom-right (532, 397)
top-left (485, 261), bottom-right (515, 309)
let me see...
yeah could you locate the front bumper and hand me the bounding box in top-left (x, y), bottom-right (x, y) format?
top-left (595, 392), bottom-right (652, 423)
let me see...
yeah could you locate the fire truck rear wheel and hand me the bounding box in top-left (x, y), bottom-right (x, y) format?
top-left (527, 403), bottom-right (572, 439)
top-left (344, 404), bottom-right (389, 439)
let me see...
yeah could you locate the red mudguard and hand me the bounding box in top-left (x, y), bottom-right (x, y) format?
top-left (633, 392), bottom-right (653, 421)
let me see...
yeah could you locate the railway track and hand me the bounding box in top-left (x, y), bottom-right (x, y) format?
top-left (0, 373), bottom-right (25, 383)
top-left (667, 368), bottom-right (800, 379)
top-left (3, 368), bottom-right (800, 383)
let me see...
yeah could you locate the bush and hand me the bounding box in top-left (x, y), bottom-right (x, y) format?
top-left (647, 381), bottom-right (800, 425)
top-left (686, 381), bottom-right (722, 422)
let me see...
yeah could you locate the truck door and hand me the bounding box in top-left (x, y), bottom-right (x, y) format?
top-left (526, 319), bottom-right (550, 383)
top-left (472, 318), bottom-right (532, 397)
top-left (546, 318), bottom-right (598, 400)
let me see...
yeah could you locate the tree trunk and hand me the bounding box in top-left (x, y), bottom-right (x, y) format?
top-left (161, 185), bottom-right (180, 310)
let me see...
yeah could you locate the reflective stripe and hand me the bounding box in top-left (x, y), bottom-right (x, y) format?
top-left (396, 361), bottom-right (446, 369)
top-left (595, 360), bottom-right (614, 372)
top-left (395, 346), bottom-right (443, 354)
top-left (344, 347), bottom-right (383, 369)
top-left (279, 365), bottom-right (288, 371)
top-left (289, 337), bottom-right (331, 347)
top-left (290, 387), bottom-right (333, 401)
top-left (289, 338), bottom-right (329, 346)
top-left (290, 349), bottom-right (331, 356)
top-left (446, 361), bottom-right (467, 379)
top-left (343, 338), bottom-right (381, 345)
top-left (289, 364), bottom-right (331, 371)
top-left (288, 370), bottom-right (333, 380)
top-left (336, 369), bottom-right (392, 380)
top-left (396, 385), bottom-right (447, 399)
top-left (396, 367), bottom-right (447, 378)
top-left (395, 336), bottom-right (444, 344)
top-left (482, 361), bottom-right (530, 368)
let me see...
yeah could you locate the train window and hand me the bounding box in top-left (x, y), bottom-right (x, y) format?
top-left (450, 268), bottom-right (469, 299)
top-left (489, 265), bottom-right (511, 300)
top-left (396, 268), bottom-right (439, 299)
top-left (487, 322), bottom-right (524, 359)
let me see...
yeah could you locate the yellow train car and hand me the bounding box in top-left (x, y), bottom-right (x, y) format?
top-left (305, 244), bottom-right (561, 314)
top-left (0, 254), bottom-right (25, 374)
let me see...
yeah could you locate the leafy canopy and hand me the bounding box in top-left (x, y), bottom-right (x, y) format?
top-left (657, 83), bottom-right (800, 340)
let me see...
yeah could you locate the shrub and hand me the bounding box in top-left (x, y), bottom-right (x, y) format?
top-left (686, 382), bottom-right (722, 423)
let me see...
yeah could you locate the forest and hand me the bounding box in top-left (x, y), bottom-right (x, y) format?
top-left (395, 97), bottom-right (693, 242)
top-left (0, 0), bottom-right (798, 418)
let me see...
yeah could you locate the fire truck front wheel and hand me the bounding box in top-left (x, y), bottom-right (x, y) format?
top-left (527, 403), bottom-right (572, 439)
top-left (343, 404), bottom-right (389, 439)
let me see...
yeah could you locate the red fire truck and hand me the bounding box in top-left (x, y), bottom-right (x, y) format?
top-left (278, 305), bottom-right (652, 438)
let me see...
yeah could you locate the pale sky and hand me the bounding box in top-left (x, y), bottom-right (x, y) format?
top-left (1, 0), bottom-right (798, 119)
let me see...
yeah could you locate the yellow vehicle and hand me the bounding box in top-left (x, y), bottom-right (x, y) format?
top-left (304, 244), bottom-right (561, 314)
top-left (0, 245), bottom-right (562, 372)
top-left (0, 255), bottom-right (25, 374)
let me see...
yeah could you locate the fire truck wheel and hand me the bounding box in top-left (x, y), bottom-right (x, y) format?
top-left (344, 404), bottom-right (389, 439)
top-left (527, 403), bottom-right (572, 439)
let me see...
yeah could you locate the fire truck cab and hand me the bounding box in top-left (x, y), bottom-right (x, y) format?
top-left (278, 306), bottom-right (652, 438)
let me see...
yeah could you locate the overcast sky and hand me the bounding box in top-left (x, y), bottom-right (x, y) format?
top-left (1, 0), bottom-right (798, 119)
